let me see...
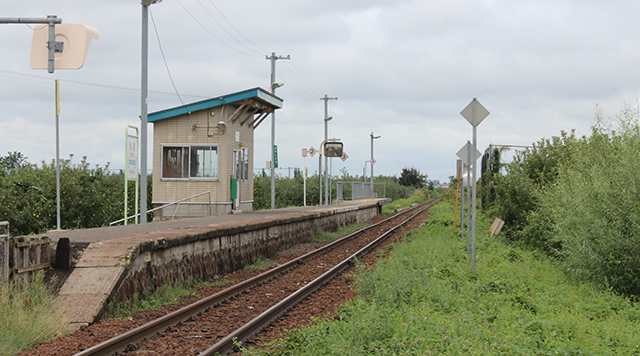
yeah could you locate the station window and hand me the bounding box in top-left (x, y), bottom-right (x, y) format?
top-left (233, 148), bottom-right (249, 181)
top-left (162, 145), bottom-right (218, 179)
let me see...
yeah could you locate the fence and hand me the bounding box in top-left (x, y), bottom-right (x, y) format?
top-left (0, 221), bottom-right (52, 286)
top-left (336, 182), bottom-right (386, 201)
top-left (12, 236), bottom-right (52, 287)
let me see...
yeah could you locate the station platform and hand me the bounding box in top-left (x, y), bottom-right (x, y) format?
top-left (40, 199), bottom-right (388, 246)
top-left (42, 199), bottom-right (390, 331)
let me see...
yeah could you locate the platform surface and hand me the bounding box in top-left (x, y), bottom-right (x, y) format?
top-left (36, 199), bottom-right (389, 245)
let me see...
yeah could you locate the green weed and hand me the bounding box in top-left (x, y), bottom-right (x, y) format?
top-left (244, 258), bottom-right (276, 271)
top-left (110, 283), bottom-right (194, 319)
top-left (247, 201), bottom-right (640, 355)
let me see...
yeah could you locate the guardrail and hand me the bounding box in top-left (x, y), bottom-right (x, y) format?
top-left (110, 191), bottom-right (212, 226)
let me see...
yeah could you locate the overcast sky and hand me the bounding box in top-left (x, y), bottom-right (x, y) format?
top-left (2, 0), bottom-right (639, 183)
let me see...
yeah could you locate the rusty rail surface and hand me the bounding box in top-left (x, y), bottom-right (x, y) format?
top-left (74, 198), bottom-right (439, 356)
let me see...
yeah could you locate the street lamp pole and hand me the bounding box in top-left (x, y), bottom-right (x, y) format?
top-left (370, 132), bottom-right (380, 197)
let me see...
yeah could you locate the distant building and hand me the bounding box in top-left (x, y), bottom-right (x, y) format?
top-left (435, 182), bottom-right (449, 188)
top-left (148, 87), bottom-right (283, 219)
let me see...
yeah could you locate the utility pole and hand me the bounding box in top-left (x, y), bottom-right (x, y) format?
top-left (266, 52), bottom-right (290, 210)
top-left (140, 0), bottom-right (162, 223)
top-left (321, 95), bottom-right (337, 205)
top-left (370, 132), bottom-right (380, 197)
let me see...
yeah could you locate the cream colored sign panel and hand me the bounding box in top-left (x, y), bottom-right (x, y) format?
top-left (30, 23), bottom-right (99, 70)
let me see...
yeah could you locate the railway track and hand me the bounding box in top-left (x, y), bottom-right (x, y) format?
top-left (73, 199), bottom-right (438, 356)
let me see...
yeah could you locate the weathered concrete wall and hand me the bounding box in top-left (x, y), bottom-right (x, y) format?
top-left (115, 205), bottom-right (376, 306)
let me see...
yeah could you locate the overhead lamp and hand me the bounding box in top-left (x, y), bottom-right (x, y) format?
top-left (142, 0), bottom-right (162, 5)
top-left (325, 116), bottom-right (333, 121)
top-left (271, 82), bottom-right (284, 90)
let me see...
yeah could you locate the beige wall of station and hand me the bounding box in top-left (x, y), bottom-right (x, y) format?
top-left (152, 103), bottom-right (256, 218)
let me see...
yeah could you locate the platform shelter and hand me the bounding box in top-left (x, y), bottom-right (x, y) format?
top-left (148, 87), bottom-right (283, 218)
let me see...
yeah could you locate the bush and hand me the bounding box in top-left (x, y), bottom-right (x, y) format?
top-left (0, 154), bottom-right (152, 236)
top-left (491, 130), bottom-right (578, 247)
top-left (546, 109), bottom-right (640, 295)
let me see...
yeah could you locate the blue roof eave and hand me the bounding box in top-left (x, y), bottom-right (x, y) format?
top-left (147, 87), bottom-right (283, 123)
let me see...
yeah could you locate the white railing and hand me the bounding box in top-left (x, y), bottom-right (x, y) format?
top-left (110, 191), bottom-right (212, 226)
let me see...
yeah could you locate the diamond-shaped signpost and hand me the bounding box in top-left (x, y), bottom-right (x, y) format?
top-left (456, 141), bottom-right (481, 167)
top-left (460, 98), bottom-right (489, 271)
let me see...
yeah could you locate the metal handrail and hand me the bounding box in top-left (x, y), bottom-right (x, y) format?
top-left (109, 191), bottom-right (211, 226)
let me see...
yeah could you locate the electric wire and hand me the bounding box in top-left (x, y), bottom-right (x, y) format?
top-left (289, 59), bottom-right (322, 98)
top-left (7, 2), bottom-right (325, 107)
top-left (179, 0), bottom-right (322, 98)
top-left (275, 67), bottom-right (312, 101)
top-left (0, 69), bottom-right (209, 99)
top-left (175, 0), bottom-right (260, 57)
top-left (149, 7), bottom-right (191, 114)
top-left (280, 61), bottom-right (320, 101)
top-left (196, 0), bottom-right (263, 56)
top-left (206, 0), bottom-right (269, 54)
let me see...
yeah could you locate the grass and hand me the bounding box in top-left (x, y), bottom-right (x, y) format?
top-left (110, 283), bottom-right (196, 319)
top-left (246, 201), bottom-right (640, 355)
top-left (312, 223), bottom-right (370, 242)
top-left (0, 275), bottom-right (64, 356)
top-left (381, 189), bottom-right (430, 215)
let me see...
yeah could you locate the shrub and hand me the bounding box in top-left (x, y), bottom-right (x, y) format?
top-left (546, 109), bottom-right (640, 295)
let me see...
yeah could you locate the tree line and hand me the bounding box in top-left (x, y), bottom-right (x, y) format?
top-left (0, 152), bottom-right (431, 237)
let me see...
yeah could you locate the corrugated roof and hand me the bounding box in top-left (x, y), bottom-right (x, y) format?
top-left (147, 87), bottom-right (283, 123)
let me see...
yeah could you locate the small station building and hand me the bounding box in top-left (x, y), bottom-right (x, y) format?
top-left (148, 87), bottom-right (283, 219)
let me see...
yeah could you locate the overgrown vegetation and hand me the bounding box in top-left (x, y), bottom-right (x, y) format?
top-left (381, 188), bottom-right (435, 215)
top-left (0, 277), bottom-right (64, 356)
top-left (0, 153), bottom-right (152, 236)
top-left (246, 202), bottom-right (640, 355)
top-left (482, 105), bottom-right (640, 297)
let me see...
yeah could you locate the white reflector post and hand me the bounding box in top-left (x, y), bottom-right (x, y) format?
top-left (30, 23), bottom-right (99, 70)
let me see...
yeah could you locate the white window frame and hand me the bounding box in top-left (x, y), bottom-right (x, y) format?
top-left (161, 144), bottom-right (220, 180)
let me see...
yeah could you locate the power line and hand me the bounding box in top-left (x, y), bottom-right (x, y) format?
top-left (149, 8), bottom-right (190, 112)
top-left (207, 0), bottom-right (268, 54)
top-left (279, 62), bottom-right (317, 101)
top-left (196, 0), bottom-right (263, 56)
top-left (0, 69), bottom-right (210, 98)
top-left (289, 59), bottom-right (322, 98)
top-left (276, 66), bottom-right (316, 101)
top-left (175, 0), bottom-right (260, 57)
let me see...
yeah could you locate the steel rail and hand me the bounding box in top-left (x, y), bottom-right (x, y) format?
top-left (200, 199), bottom-right (439, 355)
top-left (73, 200), bottom-right (436, 356)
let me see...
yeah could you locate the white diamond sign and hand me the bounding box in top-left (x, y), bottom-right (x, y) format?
top-left (460, 98), bottom-right (490, 127)
top-left (308, 146), bottom-right (318, 157)
top-left (456, 141), bottom-right (482, 166)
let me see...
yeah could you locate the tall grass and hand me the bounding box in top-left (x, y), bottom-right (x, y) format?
top-left (250, 201), bottom-right (640, 355)
top-left (0, 277), bottom-right (64, 355)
